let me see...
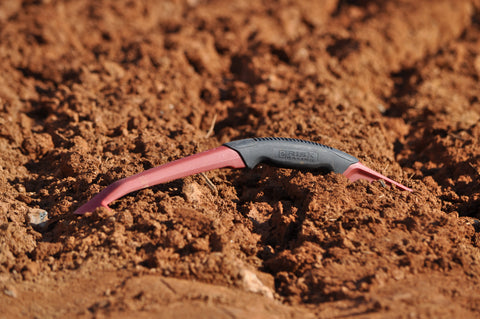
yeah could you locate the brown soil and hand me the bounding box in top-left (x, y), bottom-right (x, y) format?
top-left (1, 0), bottom-right (480, 317)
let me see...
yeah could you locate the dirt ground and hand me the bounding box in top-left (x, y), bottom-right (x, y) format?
top-left (1, 0), bottom-right (480, 318)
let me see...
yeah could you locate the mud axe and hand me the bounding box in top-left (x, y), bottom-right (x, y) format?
top-left (74, 137), bottom-right (412, 214)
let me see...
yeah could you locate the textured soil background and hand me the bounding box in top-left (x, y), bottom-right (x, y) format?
top-left (1, 0), bottom-right (480, 318)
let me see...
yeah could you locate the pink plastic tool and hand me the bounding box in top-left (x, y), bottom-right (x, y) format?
top-left (74, 137), bottom-right (412, 214)
top-left (74, 146), bottom-right (245, 214)
top-left (343, 162), bottom-right (412, 192)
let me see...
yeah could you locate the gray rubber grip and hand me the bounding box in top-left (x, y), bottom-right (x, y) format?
top-left (223, 137), bottom-right (359, 174)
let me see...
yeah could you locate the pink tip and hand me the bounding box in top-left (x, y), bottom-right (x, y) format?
top-left (343, 162), bottom-right (412, 192)
top-left (74, 146), bottom-right (246, 214)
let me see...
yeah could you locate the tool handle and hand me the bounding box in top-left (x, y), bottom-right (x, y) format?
top-left (73, 146), bottom-right (245, 214)
top-left (224, 137), bottom-right (359, 173)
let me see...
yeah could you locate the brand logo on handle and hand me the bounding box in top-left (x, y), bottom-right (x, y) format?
top-left (279, 150), bottom-right (317, 162)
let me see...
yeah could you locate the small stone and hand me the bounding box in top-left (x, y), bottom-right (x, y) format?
top-left (103, 60), bottom-right (125, 79)
top-left (16, 184), bottom-right (26, 193)
top-left (27, 208), bottom-right (49, 229)
top-left (183, 182), bottom-right (203, 203)
top-left (3, 285), bottom-right (17, 298)
top-left (239, 268), bottom-right (274, 299)
top-left (377, 103), bottom-right (386, 113)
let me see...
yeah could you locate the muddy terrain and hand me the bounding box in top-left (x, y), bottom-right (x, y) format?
top-left (1, 0), bottom-right (480, 318)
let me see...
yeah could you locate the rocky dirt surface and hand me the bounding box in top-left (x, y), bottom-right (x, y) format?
top-left (1, 0), bottom-right (480, 318)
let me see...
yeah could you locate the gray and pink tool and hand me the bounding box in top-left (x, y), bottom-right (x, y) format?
top-left (74, 137), bottom-right (412, 214)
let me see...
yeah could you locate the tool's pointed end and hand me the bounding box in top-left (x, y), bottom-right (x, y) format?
top-left (73, 198), bottom-right (110, 215)
top-left (343, 162), bottom-right (413, 192)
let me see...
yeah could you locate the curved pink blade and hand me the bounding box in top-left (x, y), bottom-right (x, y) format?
top-left (74, 146), bottom-right (246, 214)
top-left (343, 162), bottom-right (412, 192)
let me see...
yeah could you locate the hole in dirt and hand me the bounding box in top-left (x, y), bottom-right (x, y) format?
top-left (32, 34), bottom-right (47, 45)
top-left (17, 67), bottom-right (50, 83)
top-left (26, 102), bottom-right (52, 120)
top-left (61, 69), bottom-right (82, 83)
top-left (270, 46), bottom-right (290, 64)
top-left (215, 103), bottom-right (264, 133)
top-left (326, 38), bottom-right (360, 61)
top-left (384, 67), bottom-right (422, 117)
top-left (229, 54), bottom-right (260, 84)
top-left (121, 42), bottom-right (143, 64)
top-left (163, 22), bottom-right (182, 34)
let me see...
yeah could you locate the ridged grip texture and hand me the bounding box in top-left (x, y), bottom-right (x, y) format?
top-left (224, 137), bottom-right (358, 173)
